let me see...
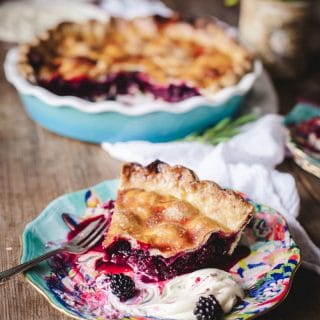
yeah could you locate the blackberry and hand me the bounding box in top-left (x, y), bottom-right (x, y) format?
top-left (108, 273), bottom-right (136, 301)
top-left (193, 295), bottom-right (223, 320)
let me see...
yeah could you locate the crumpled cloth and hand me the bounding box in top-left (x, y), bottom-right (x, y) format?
top-left (102, 115), bottom-right (320, 274)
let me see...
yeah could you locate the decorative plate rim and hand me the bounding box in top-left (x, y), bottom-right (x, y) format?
top-left (5, 48), bottom-right (262, 116)
top-left (22, 262), bottom-right (301, 320)
top-left (285, 128), bottom-right (320, 179)
top-left (21, 179), bottom-right (301, 320)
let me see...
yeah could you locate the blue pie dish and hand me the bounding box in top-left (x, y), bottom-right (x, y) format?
top-left (5, 49), bottom-right (261, 144)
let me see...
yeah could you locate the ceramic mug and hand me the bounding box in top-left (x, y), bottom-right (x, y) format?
top-left (239, 0), bottom-right (311, 78)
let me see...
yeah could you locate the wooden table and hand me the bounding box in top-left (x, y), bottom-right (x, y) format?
top-left (0, 1), bottom-right (319, 319)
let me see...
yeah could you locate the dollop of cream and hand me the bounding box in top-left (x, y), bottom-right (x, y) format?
top-left (97, 268), bottom-right (244, 320)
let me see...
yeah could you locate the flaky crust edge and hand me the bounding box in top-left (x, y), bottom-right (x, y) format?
top-left (119, 160), bottom-right (255, 254)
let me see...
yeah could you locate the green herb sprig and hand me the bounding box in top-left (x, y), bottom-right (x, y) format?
top-left (182, 113), bottom-right (256, 145)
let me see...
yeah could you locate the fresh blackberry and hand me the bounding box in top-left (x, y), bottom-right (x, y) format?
top-left (108, 273), bottom-right (136, 301)
top-left (193, 295), bottom-right (223, 320)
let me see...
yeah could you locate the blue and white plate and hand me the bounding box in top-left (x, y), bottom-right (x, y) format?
top-left (21, 179), bottom-right (300, 320)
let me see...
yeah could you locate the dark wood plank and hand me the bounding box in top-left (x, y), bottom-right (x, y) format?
top-left (0, 43), bottom-right (121, 320)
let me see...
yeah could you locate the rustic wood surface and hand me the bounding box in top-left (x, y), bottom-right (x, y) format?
top-left (0, 1), bottom-right (319, 319)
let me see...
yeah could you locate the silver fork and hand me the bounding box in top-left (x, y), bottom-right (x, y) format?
top-left (0, 217), bottom-right (108, 283)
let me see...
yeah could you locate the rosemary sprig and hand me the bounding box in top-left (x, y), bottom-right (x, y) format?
top-left (182, 113), bottom-right (256, 145)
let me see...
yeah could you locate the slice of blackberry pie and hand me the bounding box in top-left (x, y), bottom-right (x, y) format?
top-left (51, 161), bottom-right (254, 320)
top-left (95, 161), bottom-right (254, 319)
top-left (104, 161), bottom-right (254, 282)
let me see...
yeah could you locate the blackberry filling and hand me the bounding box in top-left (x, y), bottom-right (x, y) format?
top-left (37, 72), bottom-right (200, 103)
top-left (105, 232), bottom-right (238, 282)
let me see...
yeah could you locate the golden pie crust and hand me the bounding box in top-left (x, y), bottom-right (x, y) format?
top-left (103, 161), bottom-right (254, 258)
top-left (18, 15), bottom-right (253, 97)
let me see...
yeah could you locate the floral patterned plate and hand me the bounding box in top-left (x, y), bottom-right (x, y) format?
top-left (21, 179), bottom-right (300, 320)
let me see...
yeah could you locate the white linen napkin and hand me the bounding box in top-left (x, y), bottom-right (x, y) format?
top-left (102, 114), bottom-right (320, 274)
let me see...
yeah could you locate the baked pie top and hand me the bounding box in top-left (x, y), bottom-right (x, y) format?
top-left (18, 15), bottom-right (253, 102)
top-left (103, 161), bottom-right (254, 258)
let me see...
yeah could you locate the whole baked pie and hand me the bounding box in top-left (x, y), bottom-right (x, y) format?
top-left (18, 15), bottom-right (253, 103)
top-left (103, 161), bottom-right (254, 281)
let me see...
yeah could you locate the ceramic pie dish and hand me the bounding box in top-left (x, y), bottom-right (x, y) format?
top-left (21, 162), bottom-right (300, 320)
top-left (5, 15), bottom-right (261, 143)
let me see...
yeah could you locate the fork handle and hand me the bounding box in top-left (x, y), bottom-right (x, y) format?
top-left (0, 248), bottom-right (64, 283)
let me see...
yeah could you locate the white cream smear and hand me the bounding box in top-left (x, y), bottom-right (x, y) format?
top-left (96, 268), bottom-right (244, 320)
